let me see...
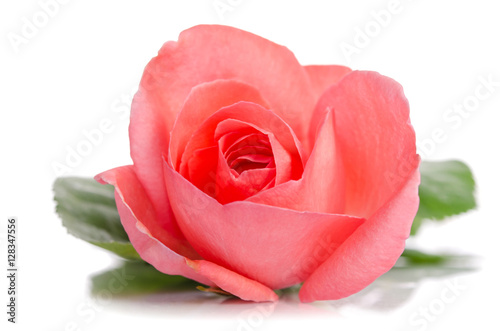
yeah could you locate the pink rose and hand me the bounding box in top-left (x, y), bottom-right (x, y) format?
top-left (96, 25), bottom-right (420, 302)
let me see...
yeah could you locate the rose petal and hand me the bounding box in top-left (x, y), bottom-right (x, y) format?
top-left (299, 165), bottom-right (420, 302)
top-left (230, 154), bottom-right (273, 168)
top-left (247, 109), bottom-right (345, 214)
top-left (164, 160), bottom-right (365, 289)
top-left (94, 166), bottom-right (212, 285)
top-left (129, 91), bottom-right (186, 250)
top-left (169, 79), bottom-right (269, 169)
top-left (311, 70), bottom-right (419, 218)
top-left (304, 65), bottom-right (352, 102)
top-left (186, 259), bottom-right (278, 302)
top-left (186, 146), bottom-right (219, 196)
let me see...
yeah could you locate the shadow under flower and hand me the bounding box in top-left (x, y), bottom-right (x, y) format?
top-left (88, 252), bottom-right (479, 316)
top-left (316, 253), bottom-right (478, 312)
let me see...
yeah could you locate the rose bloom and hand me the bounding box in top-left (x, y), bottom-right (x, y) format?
top-left (96, 25), bottom-right (420, 302)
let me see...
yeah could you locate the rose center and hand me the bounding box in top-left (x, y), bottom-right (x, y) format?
top-left (223, 133), bottom-right (275, 175)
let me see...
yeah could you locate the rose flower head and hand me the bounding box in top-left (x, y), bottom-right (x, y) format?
top-left (96, 25), bottom-right (420, 302)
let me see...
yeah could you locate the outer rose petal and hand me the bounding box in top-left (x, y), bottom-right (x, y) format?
top-left (299, 70), bottom-right (420, 302)
top-left (311, 70), bottom-right (419, 218)
top-left (299, 165), bottom-right (420, 302)
top-left (164, 160), bottom-right (365, 289)
top-left (129, 90), bottom-right (186, 253)
top-left (304, 65), bottom-right (352, 102)
top-left (94, 166), bottom-right (212, 286)
top-left (186, 260), bottom-right (278, 302)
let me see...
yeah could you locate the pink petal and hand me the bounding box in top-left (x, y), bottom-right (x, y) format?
top-left (299, 165), bottom-right (420, 302)
top-left (247, 109), bottom-right (345, 214)
top-left (164, 160), bottom-right (365, 289)
top-left (186, 146), bottom-right (219, 196)
top-left (304, 65), bottom-right (352, 102)
top-left (129, 91), bottom-right (186, 250)
top-left (186, 259), bottom-right (278, 302)
top-left (311, 70), bottom-right (419, 218)
top-left (229, 154), bottom-right (273, 168)
top-left (298, 71), bottom-right (420, 302)
top-left (227, 147), bottom-right (272, 169)
top-left (169, 79), bottom-right (269, 169)
top-left (94, 166), bottom-right (213, 285)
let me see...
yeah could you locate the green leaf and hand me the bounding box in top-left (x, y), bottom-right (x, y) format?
top-left (92, 242), bottom-right (140, 260)
top-left (401, 248), bottom-right (448, 264)
top-left (53, 177), bottom-right (139, 259)
top-left (411, 160), bottom-right (476, 234)
top-left (91, 261), bottom-right (198, 296)
top-left (400, 249), bottom-right (477, 268)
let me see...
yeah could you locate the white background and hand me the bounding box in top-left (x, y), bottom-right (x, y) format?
top-left (1, 0), bottom-right (499, 330)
